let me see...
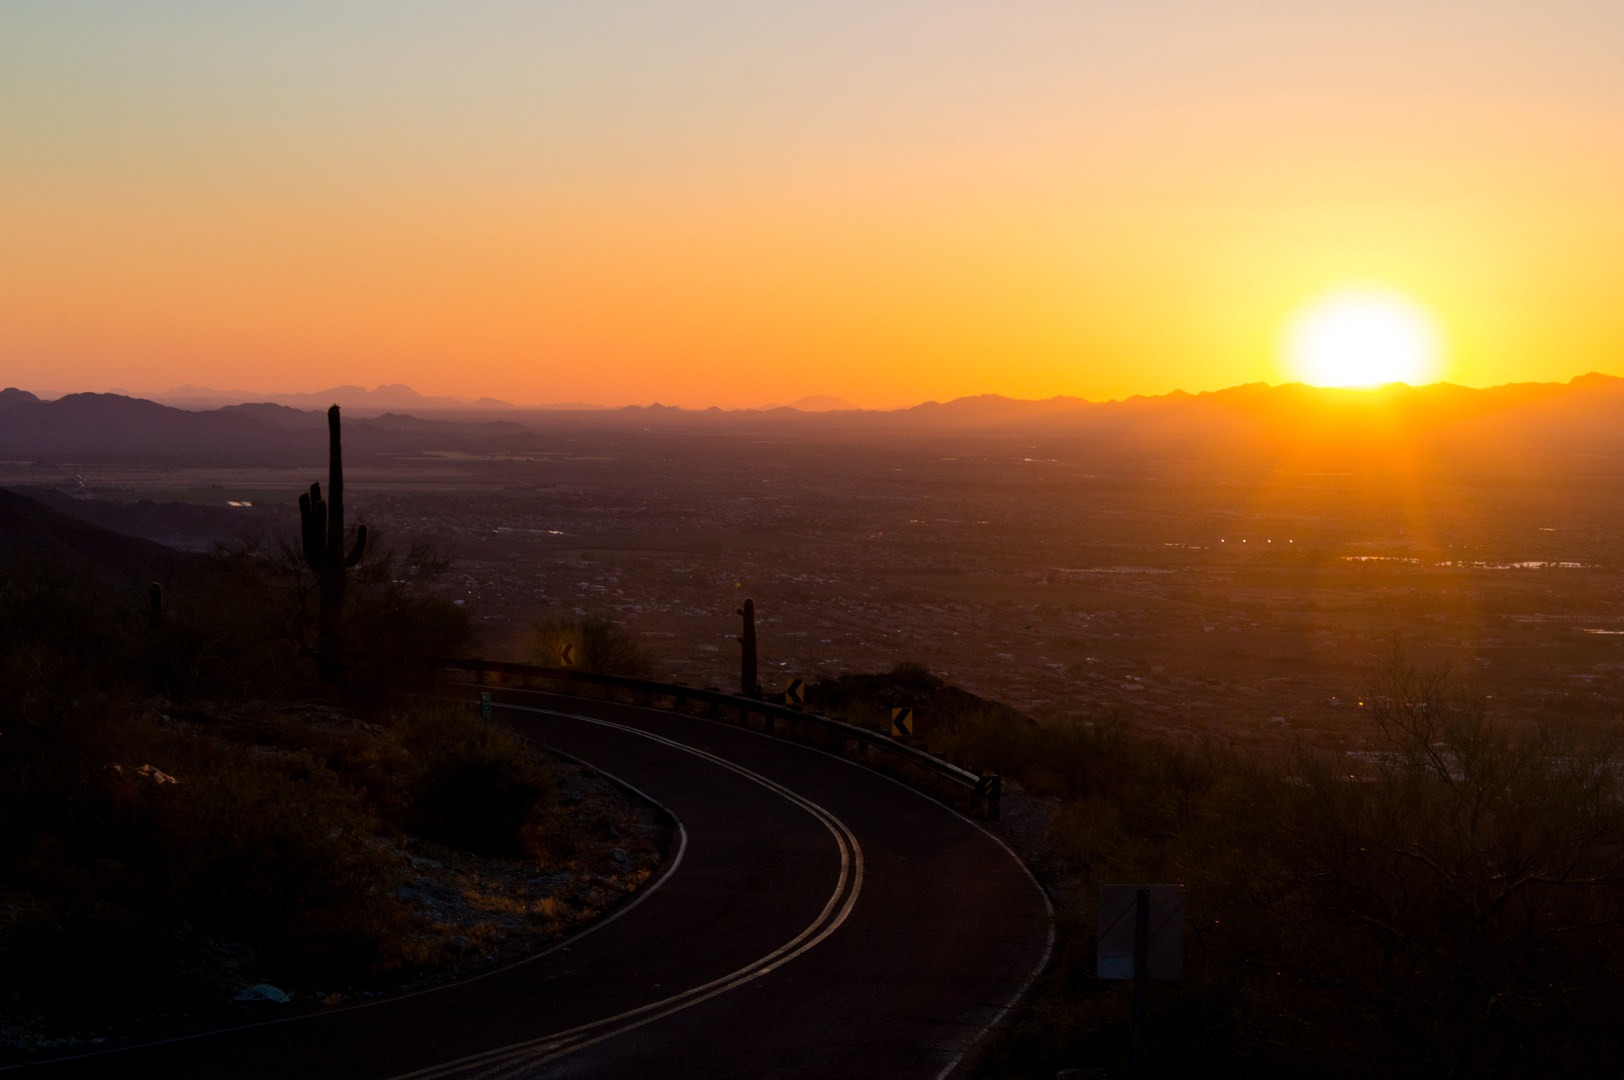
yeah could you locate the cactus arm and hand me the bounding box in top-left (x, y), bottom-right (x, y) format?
top-left (299, 483), bottom-right (327, 571)
top-left (345, 523), bottom-right (369, 568)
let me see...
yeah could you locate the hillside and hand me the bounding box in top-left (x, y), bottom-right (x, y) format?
top-left (0, 487), bottom-right (189, 582)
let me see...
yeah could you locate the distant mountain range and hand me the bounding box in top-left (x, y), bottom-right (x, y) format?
top-left (148, 384), bottom-right (864, 415)
top-left (5, 374), bottom-right (1624, 466)
top-left (755, 395), bottom-right (859, 412)
top-left (0, 388), bottom-right (538, 466)
top-left (146, 383), bottom-right (542, 414)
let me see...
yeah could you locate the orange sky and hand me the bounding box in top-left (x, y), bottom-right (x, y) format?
top-left (3, 3), bottom-right (1621, 408)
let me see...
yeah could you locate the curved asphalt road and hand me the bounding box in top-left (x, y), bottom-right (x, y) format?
top-left (9, 690), bottom-right (1052, 1079)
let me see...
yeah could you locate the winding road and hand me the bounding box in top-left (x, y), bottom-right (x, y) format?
top-left (10, 690), bottom-right (1053, 1079)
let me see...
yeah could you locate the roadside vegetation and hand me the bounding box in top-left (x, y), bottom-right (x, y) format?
top-left (529, 615), bottom-right (654, 678)
top-left (0, 534), bottom-right (582, 1042)
top-left (830, 655), bottom-right (1624, 1079)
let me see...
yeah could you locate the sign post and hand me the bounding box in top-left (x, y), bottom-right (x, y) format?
top-left (479, 691), bottom-right (492, 722)
top-left (1098, 884), bottom-right (1184, 1079)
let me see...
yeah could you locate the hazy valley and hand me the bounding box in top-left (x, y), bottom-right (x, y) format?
top-left (5, 377), bottom-right (1623, 751)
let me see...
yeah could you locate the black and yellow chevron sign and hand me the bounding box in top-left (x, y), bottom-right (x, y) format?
top-left (561, 643), bottom-right (575, 667)
top-left (785, 678), bottom-right (805, 705)
top-left (890, 707), bottom-right (914, 738)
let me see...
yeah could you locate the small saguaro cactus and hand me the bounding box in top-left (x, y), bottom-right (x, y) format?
top-left (300, 404), bottom-right (368, 682)
top-left (737, 597), bottom-right (760, 698)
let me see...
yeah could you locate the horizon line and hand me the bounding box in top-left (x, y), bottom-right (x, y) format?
top-left (8, 370), bottom-right (1621, 415)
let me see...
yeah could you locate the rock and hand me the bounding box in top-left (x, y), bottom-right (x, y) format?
top-left (234, 983), bottom-right (290, 1004)
top-left (525, 872), bottom-right (573, 893)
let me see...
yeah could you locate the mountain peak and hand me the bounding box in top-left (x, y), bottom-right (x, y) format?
top-left (783, 394), bottom-right (856, 412)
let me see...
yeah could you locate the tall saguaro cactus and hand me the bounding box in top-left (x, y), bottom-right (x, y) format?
top-left (300, 405), bottom-right (369, 682)
top-left (737, 597), bottom-right (759, 698)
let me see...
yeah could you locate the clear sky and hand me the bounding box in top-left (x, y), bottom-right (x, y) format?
top-left (3, 2), bottom-right (1622, 408)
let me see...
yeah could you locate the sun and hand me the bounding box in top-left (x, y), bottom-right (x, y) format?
top-left (1283, 288), bottom-right (1442, 388)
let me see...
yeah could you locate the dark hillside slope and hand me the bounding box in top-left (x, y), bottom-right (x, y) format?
top-left (0, 487), bottom-right (189, 583)
top-left (9, 487), bottom-right (288, 553)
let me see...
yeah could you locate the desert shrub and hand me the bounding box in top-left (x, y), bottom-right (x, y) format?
top-left (529, 615), bottom-right (652, 678)
top-left (394, 705), bottom-right (557, 857)
top-left (258, 712), bottom-right (418, 822)
top-left (933, 709), bottom-right (1218, 814)
top-left (0, 536), bottom-right (469, 706)
top-left (343, 540), bottom-right (475, 689)
top-left (0, 544), bottom-right (511, 1033)
top-left (1232, 656), bottom-right (1624, 1076)
top-left (887, 659), bottom-right (942, 691)
top-left (0, 560), bottom-right (145, 731)
top-left (153, 749), bottom-right (408, 977)
top-left (980, 651), bottom-right (1624, 1080)
top-left (0, 713), bottom-right (413, 1016)
top-left (807, 667), bottom-right (1035, 742)
top-left (118, 535), bottom-right (475, 701)
top-left (129, 542), bottom-right (311, 701)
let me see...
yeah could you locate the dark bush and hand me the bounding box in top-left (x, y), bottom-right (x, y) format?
top-left (0, 714), bottom-right (414, 1016)
top-left (530, 615), bottom-right (652, 677)
top-left (342, 540), bottom-right (475, 691)
top-left (153, 750), bottom-right (410, 978)
top-left (396, 706), bottom-right (557, 857)
top-left (969, 649), bottom-right (1624, 1079)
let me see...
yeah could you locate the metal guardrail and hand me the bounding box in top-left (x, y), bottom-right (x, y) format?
top-left (433, 657), bottom-right (1001, 819)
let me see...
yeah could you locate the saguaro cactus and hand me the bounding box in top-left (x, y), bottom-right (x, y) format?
top-left (300, 405), bottom-right (368, 682)
top-left (737, 597), bottom-right (759, 698)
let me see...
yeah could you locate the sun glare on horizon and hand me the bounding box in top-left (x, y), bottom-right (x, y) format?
top-left (1284, 288), bottom-right (1443, 389)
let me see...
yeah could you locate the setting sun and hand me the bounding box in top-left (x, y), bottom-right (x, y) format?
top-left (1285, 289), bottom-right (1443, 388)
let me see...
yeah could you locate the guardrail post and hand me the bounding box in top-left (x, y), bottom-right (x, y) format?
top-left (977, 773), bottom-right (1002, 819)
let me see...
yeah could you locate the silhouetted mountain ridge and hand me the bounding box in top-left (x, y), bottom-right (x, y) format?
top-left (150, 383), bottom-right (523, 413)
top-left (6, 374), bottom-right (1623, 463)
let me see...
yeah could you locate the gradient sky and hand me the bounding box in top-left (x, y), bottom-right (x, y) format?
top-left (3, 2), bottom-right (1622, 408)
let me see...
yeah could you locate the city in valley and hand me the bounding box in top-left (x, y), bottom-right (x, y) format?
top-left (5, 381), bottom-right (1621, 753)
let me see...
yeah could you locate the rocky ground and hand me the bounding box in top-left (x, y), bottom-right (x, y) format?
top-left (0, 754), bottom-right (670, 1060)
